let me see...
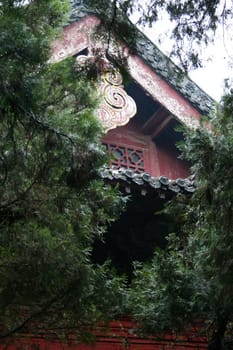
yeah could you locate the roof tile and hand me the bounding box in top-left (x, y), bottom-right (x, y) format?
top-left (100, 167), bottom-right (195, 195)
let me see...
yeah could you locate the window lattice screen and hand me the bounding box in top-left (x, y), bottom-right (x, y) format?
top-left (103, 143), bottom-right (145, 173)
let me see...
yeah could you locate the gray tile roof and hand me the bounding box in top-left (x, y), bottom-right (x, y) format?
top-left (69, 1), bottom-right (215, 115)
top-left (100, 167), bottom-right (195, 196)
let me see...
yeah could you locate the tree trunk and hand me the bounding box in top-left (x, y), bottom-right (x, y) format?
top-left (208, 319), bottom-right (228, 350)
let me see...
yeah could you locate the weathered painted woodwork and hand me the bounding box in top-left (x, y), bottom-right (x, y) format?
top-left (51, 16), bottom-right (204, 128)
top-left (50, 14), bottom-right (199, 180)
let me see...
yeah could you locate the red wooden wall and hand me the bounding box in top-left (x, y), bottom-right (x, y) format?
top-left (102, 119), bottom-right (190, 179)
top-left (0, 319), bottom-right (207, 349)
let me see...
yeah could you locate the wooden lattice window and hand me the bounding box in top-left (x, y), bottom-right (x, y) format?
top-left (103, 143), bottom-right (145, 173)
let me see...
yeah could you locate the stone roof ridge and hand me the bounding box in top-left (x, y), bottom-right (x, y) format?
top-left (100, 167), bottom-right (196, 194)
top-left (69, 1), bottom-right (215, 115)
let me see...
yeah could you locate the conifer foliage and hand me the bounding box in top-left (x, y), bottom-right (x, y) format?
top-left (0, 0), bottom-right (124, 340)
top-left (128, 93), bottom-right (233, 350)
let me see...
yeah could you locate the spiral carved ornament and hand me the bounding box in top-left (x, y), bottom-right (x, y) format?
top-left (99, 71), bottom-right (137, 132)
top-left (76, 55), bottom-right (137, 132)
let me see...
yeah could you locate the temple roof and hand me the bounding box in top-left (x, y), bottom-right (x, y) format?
top-left (69, 0), bottom-right (215, 116)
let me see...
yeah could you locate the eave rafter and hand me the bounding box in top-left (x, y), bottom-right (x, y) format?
top-left (142, 107), bottom-right (174, 139)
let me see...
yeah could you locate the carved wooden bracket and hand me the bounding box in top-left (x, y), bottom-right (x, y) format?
top-left (76, 55), bottom-right (137, 132)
